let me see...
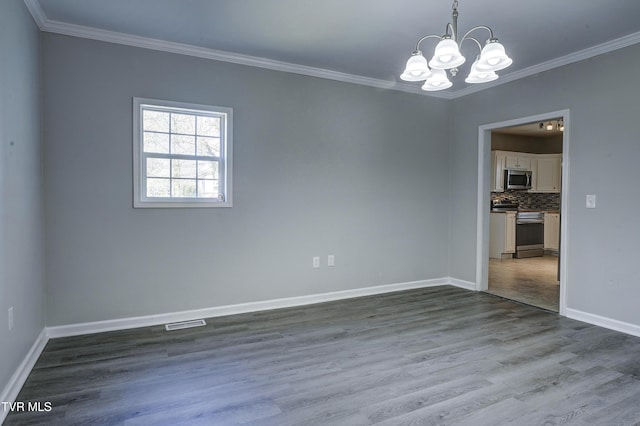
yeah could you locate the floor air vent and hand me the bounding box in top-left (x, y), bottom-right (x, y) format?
top-left (164, 319), bottom-right (206, 331)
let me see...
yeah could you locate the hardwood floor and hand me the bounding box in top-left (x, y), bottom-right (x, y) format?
top-left (488, 255), bottom-right (560, 312)
top-left (6, 286), bottom-right (640, 425)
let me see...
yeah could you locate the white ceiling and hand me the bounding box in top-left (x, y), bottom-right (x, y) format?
top-left (26, 0), bottom-right (640, 98)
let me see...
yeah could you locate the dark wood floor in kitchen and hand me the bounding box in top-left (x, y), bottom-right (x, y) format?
top-left (6, 286), bottom-right (640, 425)
top-left (488, 255), bottom-right (560, 312)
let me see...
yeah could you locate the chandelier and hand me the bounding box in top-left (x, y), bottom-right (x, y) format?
top-left (400, 0), bottom-right (512, 91)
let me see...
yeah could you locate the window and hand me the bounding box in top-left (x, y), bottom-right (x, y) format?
top-left (133, 98), bottom-right (232, 208)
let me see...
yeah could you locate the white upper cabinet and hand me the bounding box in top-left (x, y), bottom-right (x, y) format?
top-left (505, 154), bottom-right (531, 170)
top-left (491, 151), bottom-right (506, 192)
top-left (492, 151), bottom-right (561, 193)
top-left (532, 155), bottom-right (562, 193)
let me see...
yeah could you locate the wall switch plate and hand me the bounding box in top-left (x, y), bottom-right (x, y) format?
top-left (312, 257), bottom-right (320, 268)
top-left (8, 307), bottom-right (13, 331)
top-left (328, 255), bottom-right (335, 267)
top-left (586, 194), bottom-right (596, 209)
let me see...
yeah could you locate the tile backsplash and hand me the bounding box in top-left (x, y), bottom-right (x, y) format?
top-left (492, 191), bottom-right (560, 210)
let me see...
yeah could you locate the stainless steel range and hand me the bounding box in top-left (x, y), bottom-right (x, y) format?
top-left (515, 211), bottom-right (544, 258)
top-left (491, 199), bottom-right (519, 212)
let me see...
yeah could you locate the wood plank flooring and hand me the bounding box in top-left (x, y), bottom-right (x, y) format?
top-left (488, 255), bottom-right (560, 312)
top-left (5, 286), bottom-right (640, 425)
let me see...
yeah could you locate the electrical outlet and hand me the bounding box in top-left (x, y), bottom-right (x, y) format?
top-left (8, 307), bottom-right (14, 331)
top-left (312, 257), bottom-right (320, 268)
top-left (586, 194), bottom-right (596, 209)
top-left (328, 255), bottom-right (335, 267)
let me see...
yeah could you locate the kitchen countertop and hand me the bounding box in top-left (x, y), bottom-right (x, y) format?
top-left (491, 209), bottom-right (560, 214)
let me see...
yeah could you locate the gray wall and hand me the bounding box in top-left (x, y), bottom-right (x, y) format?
top-left (0, 1), bottom-right (45, 394)
top-left (42, 34), bottom-right (452, 326)
top-left (4, 7), bottom-right (640, 395)
top-left (450, 44), bottom-right (640, 325)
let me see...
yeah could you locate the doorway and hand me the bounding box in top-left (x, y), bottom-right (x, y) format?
top-left (475, 111), bottom-right (569, 315)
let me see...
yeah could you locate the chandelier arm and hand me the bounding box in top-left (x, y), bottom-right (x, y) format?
top-left (414, 34), bottom-right (442, 52)
top-left (460, 25), bottom-right (495, 45)
top-left (446, 22), bottom-right (456, 40)
top-left (459, 36), bottom-right (483, 53)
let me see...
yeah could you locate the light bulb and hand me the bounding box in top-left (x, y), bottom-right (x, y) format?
top-left (476, 39), bottom-right (512, 71)
top-left (400, 52), bottom-right (432, 81)
top-left (465, 58), bottom-right (499, 84)
top-left (421, 69), bottom-right (452, 91)
top-left (429, 38), bottom-right (465, 70)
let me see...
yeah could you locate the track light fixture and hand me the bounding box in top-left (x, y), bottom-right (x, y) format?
top-left (539, 120), bottom-right (564, 132)
top-left (400, 0), bottom-right (512, 91)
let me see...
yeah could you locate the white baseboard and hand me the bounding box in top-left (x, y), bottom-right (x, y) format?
top-left (0, 329), bottom-right (49, 424)
top-left (0, 279), bottom-right (462, 423)
top-left (47, 278), bottom-right (467, 338)
top-left (6, 280), bottom-right (639, 426)
top-left (9, 280), bottom-right (638, 426)
top-left (566, 308), bottom-right (640, 338)
top-left (447, 277), bottom-right (477, 291)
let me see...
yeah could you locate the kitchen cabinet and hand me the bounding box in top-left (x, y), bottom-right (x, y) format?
top-left (505, 154), bottom-right (531, 170)
top-left (544, 212), bottom-right (560, 251)
top-left (531, 155), bottom-right (561, 193)
top-left (491, 151), bottom-right (506, 191)
top-left (491, 150), bottom-right (561, 193)
top-left (505, 212), bottom-right (516, 253)
top-left (490, 211), bottom-right (516, 259)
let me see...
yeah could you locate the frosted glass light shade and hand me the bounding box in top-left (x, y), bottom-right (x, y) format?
top-left (475, 40), bottom-right (512, 71)
top-left (465, 59), bottom-right (499, 84)
top-left (429, 38), bottom-right (465, 69)
top-left (400, 52), bottom-right (432, 81)
top-left (421, 69), bottom-right (452, 91)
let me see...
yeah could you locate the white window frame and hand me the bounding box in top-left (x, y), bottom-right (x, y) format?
top-left (133, 97), bottom-right (233, 208)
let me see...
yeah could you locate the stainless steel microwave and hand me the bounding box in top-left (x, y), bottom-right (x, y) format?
top-left (504, 169), bottom-right (532, 190)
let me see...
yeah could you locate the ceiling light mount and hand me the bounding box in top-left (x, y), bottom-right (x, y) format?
top-left (401, 0), bottom-right (512, 91)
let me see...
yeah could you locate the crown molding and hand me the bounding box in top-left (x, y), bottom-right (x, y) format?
top-left (43, 18), bottom-right (455, 98)
top-left (450, 30), bottom-right (640, 98)
top-left (21, 0), bottom-right (453, 99)
top-left (25, 2), bottom-right (452, 99)
top-left (23, 0), bottom-right (46, 29)
top-left (23, 0), bottom-right (640, 100)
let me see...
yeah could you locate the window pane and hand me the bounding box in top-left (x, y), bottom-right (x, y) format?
top-left (143, 110), bottom-right (170, 132)
top-left (198, 179), bottom-right (219, 198)
top-left (171, 135), bottom-right (195, 155)
top-left (147, 158), bottom-right (170, 177)
top-left (172, 179), bottom-right (197, 198)
top-left (197, 160), bottom-right (218, 179)
top-left (135, 99), bottom-right (231, 207)
top-left (171, 113), bottom-right (195, 135)
top-left (197, 116), bottom-right (220, 137)
top-left (197, 137), bottom-right (220, 157)
top-left (172, 159), bottom-right (197, 178)
top-left (143, 132), bottom-right (170, 153)
top-left (147, 178), bottom-right (170, 197)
